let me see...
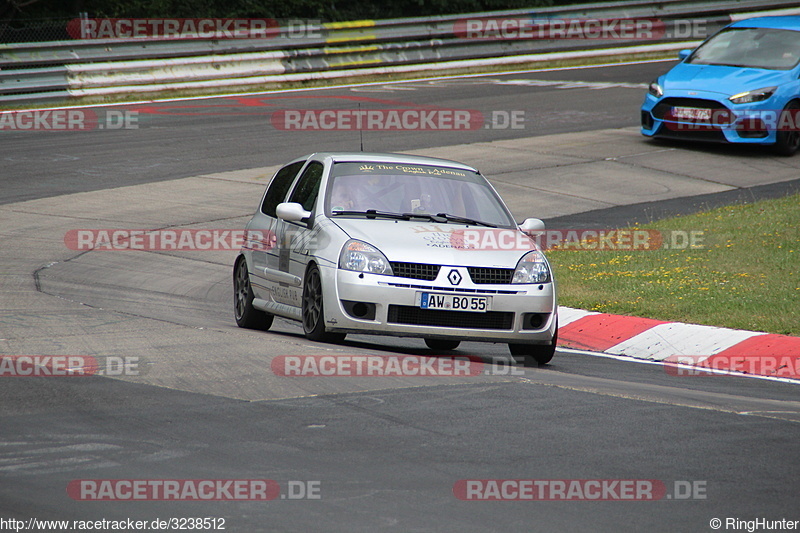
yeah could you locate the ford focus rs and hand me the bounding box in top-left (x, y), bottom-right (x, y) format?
top-left (641, 16), bottom-right (800, 155)
top-left (233, 152), bottom-right (558, 365)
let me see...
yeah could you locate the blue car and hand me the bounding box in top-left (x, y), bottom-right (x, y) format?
top-left (641, 16), bottom-right (800, 155)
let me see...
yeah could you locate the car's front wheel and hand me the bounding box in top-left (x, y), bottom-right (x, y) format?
top-left (509, 321), bottom-right (558, 366)
top-left (509, 342), bottom-right (556, 367)
top-left (233, 257), bottom-right (273, 330)
top-left (774, 101), bottom-right (800, 156)
top-left (302, 264), bottom-right (346, 343)
top-left (424, 339), bottom-right (461, 351)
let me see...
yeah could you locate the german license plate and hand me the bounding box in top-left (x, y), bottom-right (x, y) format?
top-left (418, 293), bottom-right (489, 312)
top-left (672, 106), bottom-right (711, 120)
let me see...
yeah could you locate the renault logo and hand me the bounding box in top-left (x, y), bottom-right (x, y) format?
top-left (447, 269), bottom-right (462, 285)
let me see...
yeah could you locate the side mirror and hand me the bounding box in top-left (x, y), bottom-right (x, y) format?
top-left (276, 202), bottom-right (311, 223)
top-left (678, 49), bottom-right (692, 60)
top-left (518, 218), bottom-right (545, 233)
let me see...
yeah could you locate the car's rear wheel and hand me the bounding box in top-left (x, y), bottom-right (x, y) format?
top-left (302, 264), bottom-right (346, 343)
top-left (424, 339), bottom-right (461, 351)
top-left (234, 257), bottom-right (273, 330)
top-left (774, 101), bottom-right (800, 156)
top-left (509, 321), bottom-right (558, 366)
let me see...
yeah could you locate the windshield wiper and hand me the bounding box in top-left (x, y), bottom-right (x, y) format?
top-left (399, 212), bottom-right (447, 222)
top-left (434, 213), bottom-right (498, 227)
top-left (331, 209), bottom-right (498, 227)
top-left (693, 61), bottom-right (750, 68)
top-left (331, 209), bottom-right (411, 220)
top-left (396, 212), bottom-right (487, 224)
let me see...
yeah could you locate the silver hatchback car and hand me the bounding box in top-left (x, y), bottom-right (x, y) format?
top-left (233, 152), bottom-right (558, 365)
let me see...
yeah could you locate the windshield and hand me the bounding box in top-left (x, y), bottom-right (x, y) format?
top-left (687, 27), bottom-right (800, 70)
top-left (327, 162), bottom-right (516, 227)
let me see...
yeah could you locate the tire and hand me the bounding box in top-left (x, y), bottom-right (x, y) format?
top-left (773, 101), bottom-right (800, 156)
top-left (424, 339), bottom-right (461, 351)
top-left (509, 320), bottom-right (558, 366)
top-left (233, 257), bottom-right (273, 330)
top-left (302, 264), bottom-right (346, 343)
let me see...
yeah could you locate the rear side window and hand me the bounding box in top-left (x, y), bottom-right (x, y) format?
top-left (261, 161), bottom-right (305, 217)
top-left (288, 161), bottom-right (324, 212)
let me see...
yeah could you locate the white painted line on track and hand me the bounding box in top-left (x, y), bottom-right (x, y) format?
top-left (559, 347), bottom-right (800, 386)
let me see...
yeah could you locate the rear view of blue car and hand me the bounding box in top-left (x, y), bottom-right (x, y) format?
top-left (641, 16), bottom-right (800, 155)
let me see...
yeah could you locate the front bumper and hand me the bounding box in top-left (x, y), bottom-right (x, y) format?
top-left (640, 91), bottom-right (783, 145)
top-left (322, 267), bottom-right (557, 345)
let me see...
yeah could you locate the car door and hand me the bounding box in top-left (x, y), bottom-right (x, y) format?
top-left (248, 159), bottom-right (305, 302)
top-left (272, 160), bottom-right (325, 308)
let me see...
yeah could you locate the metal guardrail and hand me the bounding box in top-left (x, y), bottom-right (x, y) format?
top-left (1, 0), bottom-right (798, 107)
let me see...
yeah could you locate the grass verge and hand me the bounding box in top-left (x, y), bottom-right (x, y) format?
top-left (547, 193), bottom-right (799, 336)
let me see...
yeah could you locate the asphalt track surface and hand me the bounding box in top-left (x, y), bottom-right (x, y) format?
top-left (1, 61), bottom-right (799, 532)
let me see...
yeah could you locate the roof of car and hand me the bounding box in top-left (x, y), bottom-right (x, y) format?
top-left (729, 15), bottom-right (800, 31)
top-left (305, 152), bottom-right (479, 172)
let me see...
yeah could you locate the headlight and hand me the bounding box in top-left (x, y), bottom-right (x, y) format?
top-left (338, 240), bottom-right (393, 275)
top-left (512, 250), bottom-right (551, 284)
top-left (648, 81), bottom-right (663, 98)
top-left (729, 87), bottom-right (776, 104)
